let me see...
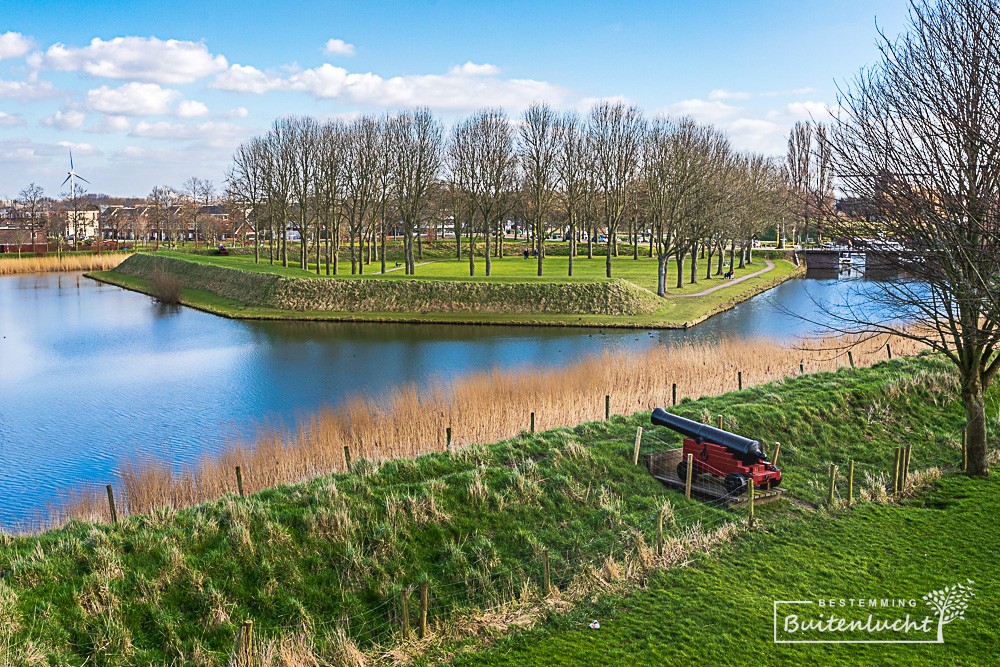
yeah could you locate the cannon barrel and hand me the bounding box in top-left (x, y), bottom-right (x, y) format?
top-left (651, 407), bottom-right (767, 463)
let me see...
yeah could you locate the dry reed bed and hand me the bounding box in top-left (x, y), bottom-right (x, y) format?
top-left (0, 252), bottom-right (131, 275)
top-left (62, 333), bottom-right (924, 524)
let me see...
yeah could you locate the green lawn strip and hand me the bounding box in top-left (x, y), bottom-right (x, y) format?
top-left (449, 475), bottom-right (998, 667)
top-left (0, 355), bottom-right (981, 664)
top-left (91, 255), bottom-right (800, 328)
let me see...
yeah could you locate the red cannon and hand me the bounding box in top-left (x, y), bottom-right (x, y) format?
top-left (651, 407), bottom-right (781, 495)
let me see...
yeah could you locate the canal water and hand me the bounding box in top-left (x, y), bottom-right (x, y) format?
top-left (0, 268), bottom-right (868, 526)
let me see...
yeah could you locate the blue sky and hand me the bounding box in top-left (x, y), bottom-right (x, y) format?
top-left (0, 0), bottom-right (910, 197)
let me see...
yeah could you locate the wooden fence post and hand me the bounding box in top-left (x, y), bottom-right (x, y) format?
top-left (717, 414), bottom-right (723, 430)
top-left (235, 620), bottom-right (253, 666)
top-left (344, 445), bottom-right (352, 472)
top-left (236, 465), bottom-right (244, 497)
top-left (447, 426), bottom-right (452, 453)
top-left (892, 447), bottom-right (902, 495)
top-left (748, 479), bottom-right (755, 526)
top-left (672, 383), bottom-right (677, 406)
top-left (633, 427), bottom-right (643, 465)
top-left (771, 442), bottom-right (781, 466)
top-left (887, 343), bottom-right (893, 360)
top-left (418, 581), bottom-right (428, 639)
top-left (827, 464), bottom-right (838, 506)
top-left (605, 395), bottom-right (610, 421)
top-left (685, 453), bottom-right (694, 499)
top-left (657, 506), bottom-right (664, 556)
top-left (848, 350), bottom-right (855, 368)
top-left (106, 484), bottom-right (118, 525)
top-left (800, 361), bottom-right (804, 374)
top-left (738, 371), bottom-right (743, 390)
top-left (530, 412), bottom-right (535, 434)
top-left (543, 549), bottom-right (550, 597)
top-left (903, 444), bottom-right (911, 486)
top-left (401, 588), bottom-right (410, 637)
top-left (848, 459), bottom-right (854, 506)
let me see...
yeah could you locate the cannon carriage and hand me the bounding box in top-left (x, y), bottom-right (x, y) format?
top-left (650, 408), bottom-right (781, 495)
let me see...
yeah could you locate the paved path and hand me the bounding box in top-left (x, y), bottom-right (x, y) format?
top-left (671, 260), bottom-right (775, 297)
top-left (381, 260), bottom-right (441, 273)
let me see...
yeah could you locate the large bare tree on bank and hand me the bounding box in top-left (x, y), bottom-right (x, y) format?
top-left (519, 102), bottom-right (559, 276)
top-left (449, 109), bottom-right (517, 277)
top-left (826, 0), bottom-right (1000, 476)
top-left (228, 137), bottom-right (267, 263)
top-left (554, 111), bottom-right (589, 276)
top-left (786, 121), bottom-right (833, 246)
top-left (16, 183), bottom-right (45, 256)
top-left (588, 101), bottom-right (645, 278)
top-left (392, 108), bottom-right (444, 275)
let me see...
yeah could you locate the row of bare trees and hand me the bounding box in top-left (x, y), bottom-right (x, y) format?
top-left (227, 103), bottom-right (806, 288)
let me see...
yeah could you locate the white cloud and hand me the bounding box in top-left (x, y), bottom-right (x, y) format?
top-left (174, 99), bottom-right (211, 118)
top-left (130, 120), bottom-right (252, 149)
top-left (88, 115), bottom-right (133, 133)
top-left (0, 111), bottom-right (25, 127)
top-left (708, 89), bottom-right (752, 101)
top-left (449, 62), bottom-right (501, 76)
top-left (224, 107), bottom-right (250, 119)
top-left (0, 78), bottom-right (62, 101)
top-left (55, 140), bottom-right (100, 156)
top-left (85, 82), bottom-right (181, 116)
top-left (0, 31), bottom-right (34, 60)
top-left (765, 100), bottom-right (834, 122)
top-left (36, 36), bottom-right (228, 84)
top-left (322, 39), bottom-right (356, 57)
top-left (211, 64), bottom-right (285, 94)
top-left (720, 118), bottom-right (784, 153)
top-left (43, 108), bottom-right (87, 130)
top-left (662, 98), bottom-right (743, 122)
top-left (211, 61), bottom-right (567, 112)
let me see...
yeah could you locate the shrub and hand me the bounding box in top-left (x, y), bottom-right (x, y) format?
top-left (149, 270), bottom-right (182, 304)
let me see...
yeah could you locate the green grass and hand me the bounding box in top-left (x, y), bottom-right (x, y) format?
top-left (0, 355), bottom-right (988, 664)
top-left (450, 474), bottom-right (998, 667)
top-left (94, 249), bottom-right (802, 328)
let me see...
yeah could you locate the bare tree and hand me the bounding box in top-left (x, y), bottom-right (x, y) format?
top-left (449, 109), bottom-right (517, 277)
top-left (588, 101), bottom-right (645, 278)
top-left (554, 111), bottom-right (589, 276)
top-left (826, 0), bottom-right (1000, 476)
top-left (786, 121), bottom-right (834, 246)
top-left (519, 102), bottom-right (559, 276)
top-left (17, 183), bottom-right (45, 256)
top-left (342, 116), bottom-right (381, 274)
top-left (391, 108), bottom-right (444, 274)
top-left (228, 137), bottom-right (268, 263)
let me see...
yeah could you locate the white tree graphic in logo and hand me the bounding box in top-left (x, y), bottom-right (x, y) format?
top-left (923, 580), bottom-right (975, 643)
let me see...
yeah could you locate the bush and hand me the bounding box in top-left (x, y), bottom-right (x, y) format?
top-left (149, 269), bottom-right (183, 304)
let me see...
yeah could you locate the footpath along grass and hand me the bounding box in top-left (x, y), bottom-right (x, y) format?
top-left (450, 474), bottom-right (1000, 667)
top-left (0, 354), bottom-right (987, 664)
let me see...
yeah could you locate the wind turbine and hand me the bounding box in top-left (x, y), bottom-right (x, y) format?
top-left (62, 150), bottom-right (91, 243)
top-left (61, 149), bottom-right (90, 200)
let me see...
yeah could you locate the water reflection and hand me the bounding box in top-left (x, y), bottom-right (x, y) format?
top-left (0, 269), bottom-right (879, 526)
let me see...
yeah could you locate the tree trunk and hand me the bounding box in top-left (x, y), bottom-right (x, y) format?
top-left (468, 223), bottom-right (475, 276)
top-left (606, 237), bottom-right (613, 278)
top-left (689, 240), bottom-right (698, 284)
top-left (963, 371), bottom-right (989, 476)
top-left (657, 254), bottom-right (668, 296)
top-left (568, 217), bottom-right (575, 277)
top-left (485, 220), bottom-right (492, 277)
top-left (675, 248), bottom-right (685, 289)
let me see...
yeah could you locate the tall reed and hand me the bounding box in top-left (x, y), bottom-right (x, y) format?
top-left (59, 333), bottom-right (924, 525)
top-left (0, 252), bottom-right (131, 275)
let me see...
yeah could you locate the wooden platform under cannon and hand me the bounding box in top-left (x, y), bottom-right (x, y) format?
top-left (644, 449), bottom-right (787, 508)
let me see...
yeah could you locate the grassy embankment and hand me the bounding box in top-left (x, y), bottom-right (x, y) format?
top-left (0, 252), bottom-right (131, 275)
top-left (89, 247), bottom-right (802, 328)
top-left (1, 352), bottom-right (990, 665)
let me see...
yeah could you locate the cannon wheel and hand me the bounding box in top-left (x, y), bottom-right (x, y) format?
top-left (724, 474), bottom-right (747, 496)
top-left (676, 460), bottom-right (689, 482)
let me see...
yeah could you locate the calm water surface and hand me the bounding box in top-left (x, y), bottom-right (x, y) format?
top-left (0, 269), bottom-right (863, 526)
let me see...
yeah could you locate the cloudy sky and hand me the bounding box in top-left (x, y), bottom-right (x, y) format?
top-left (0, 0), bottom-right (909, 198)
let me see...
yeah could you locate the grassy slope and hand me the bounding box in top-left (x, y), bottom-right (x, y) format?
top-left (91, 251), bottom-right (801, 328)
top-left (0, 355), bottom-right (984, 664)
top-left (451, 475), bottom-right (998, 667)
